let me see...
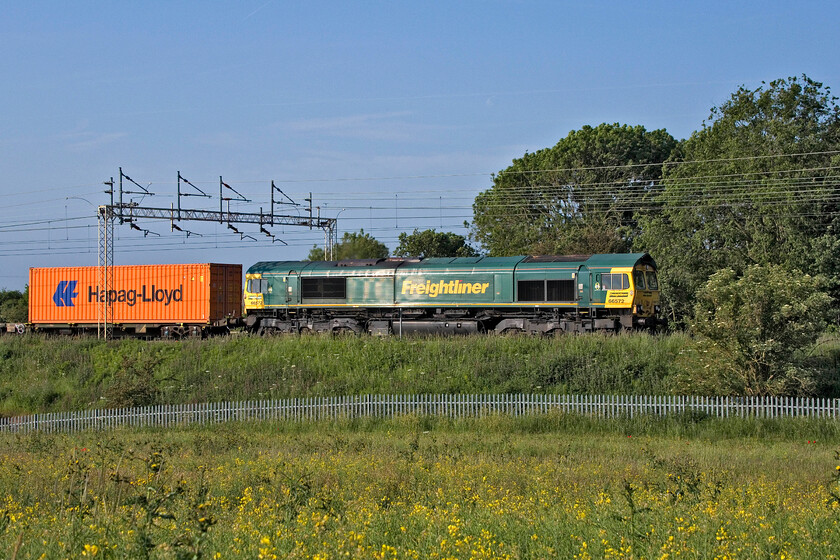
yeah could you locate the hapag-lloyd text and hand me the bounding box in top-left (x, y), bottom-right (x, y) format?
top-left (88, 285), bottom-right (184, 306)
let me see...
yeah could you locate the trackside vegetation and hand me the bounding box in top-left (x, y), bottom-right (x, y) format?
top-left (1, 333), bottom-right (839, 417)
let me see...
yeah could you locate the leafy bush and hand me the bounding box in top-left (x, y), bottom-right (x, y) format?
top-left (690, 264), bottom-right (833, 395)
top-left (0, 289), bottom-right (27, 323)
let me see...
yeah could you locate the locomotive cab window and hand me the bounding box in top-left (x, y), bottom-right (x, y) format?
top-left (247, 279), bottom-right (268, 293)
top-left (645, 271), bottom-right (659, 290)
top-left (600, 273), bottom-right (630, 290)
top-left (301, 277), bottom-right (347, 299)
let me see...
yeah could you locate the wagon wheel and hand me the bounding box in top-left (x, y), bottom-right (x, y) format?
top-left (188, 326), bottom-right (205, 338)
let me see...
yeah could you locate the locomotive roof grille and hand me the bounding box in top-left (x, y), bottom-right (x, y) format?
top-left (336, 259), bottom-right (383, 267)
top-left (523, 255), bottom-right (593, 263)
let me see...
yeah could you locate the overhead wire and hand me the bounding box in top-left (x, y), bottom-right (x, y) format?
top-left (1, 148), bottom-right (829, 200)
top-left (2, 155), bottom-right (832, 226)
top-left (1, 150), bottom-right (839, 259)
top-left (98, 149), bottom-right (840, 187)
top-left (3, 178), bottom-right (839, 232)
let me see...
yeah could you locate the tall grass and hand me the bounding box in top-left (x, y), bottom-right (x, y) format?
top-left (1, 331), bottom-right (838, 415)
top-left (0, 333), bottom-right (690, 415)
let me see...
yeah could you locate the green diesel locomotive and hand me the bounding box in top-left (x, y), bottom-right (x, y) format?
top-left (244, 253), bottom-right (661, 335)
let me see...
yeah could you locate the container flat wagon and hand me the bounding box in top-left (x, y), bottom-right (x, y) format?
top-left (28, 263), bottom-right (242, 337)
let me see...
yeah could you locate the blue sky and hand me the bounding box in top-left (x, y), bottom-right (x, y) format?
top-left (1, 1), bottom-right (838, 288)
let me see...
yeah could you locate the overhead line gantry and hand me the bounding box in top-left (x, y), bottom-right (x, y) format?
top-left (96, 167), bottom-right (338, 339)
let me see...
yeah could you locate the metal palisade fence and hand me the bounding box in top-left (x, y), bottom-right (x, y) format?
top-left (2, 394), bottom-right (840, 434)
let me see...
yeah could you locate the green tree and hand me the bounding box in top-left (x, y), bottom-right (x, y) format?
top-left (394, 229), bottom-right (478, 258)
top-left (638, 76), bottom-right (840, 324)
top-left (471, 123), bottom-right (677, 256)
top-left (689, 264), bottom-right (832, 396)
top-left (0, 288), bottom-right (27, 323)
top-left (308, 229), bottom-right (389, 261)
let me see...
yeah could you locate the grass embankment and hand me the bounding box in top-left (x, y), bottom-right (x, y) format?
top-left (0, 333), bottom-right (694, 416)
top-left (1, 416), bottom-right (839, 558)
top-left (2, 332), bottom-right (838, 416)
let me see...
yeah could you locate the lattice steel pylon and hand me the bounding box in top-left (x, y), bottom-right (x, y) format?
top-left (97, 205), bottom-right (115, 339)
top-left (92, 172), bottom-right (340, 339)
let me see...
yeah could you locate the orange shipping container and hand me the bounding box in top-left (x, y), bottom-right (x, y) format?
top-left (29, 264), bottom-right (242, 325)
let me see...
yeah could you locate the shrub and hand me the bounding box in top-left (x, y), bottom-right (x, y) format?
top-left (691, 264), bottom-right (832, 395)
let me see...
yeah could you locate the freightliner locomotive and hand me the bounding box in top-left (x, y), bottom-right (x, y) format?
top-left (244, 253), bottom-right (661, 335)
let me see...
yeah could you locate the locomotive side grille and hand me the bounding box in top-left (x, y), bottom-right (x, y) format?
top-left (518, 279), bottom-right (576, 302)
top-left (517, 280), bottom-right (544, 302)
top-left (547, 280), bottom-right (575, 302)
top-left (301, 277), bottom-right (347, 299)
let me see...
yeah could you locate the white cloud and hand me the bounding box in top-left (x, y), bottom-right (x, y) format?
top-left (56, 130), bottom-right (128, 152)
top-left (281, 112), bottom-right (448, 142)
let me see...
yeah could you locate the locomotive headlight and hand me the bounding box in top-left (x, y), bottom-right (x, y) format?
top-left (654, 305), bottom-right (661, 314)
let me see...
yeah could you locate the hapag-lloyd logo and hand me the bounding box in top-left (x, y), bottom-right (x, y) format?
top-left (53, 281), bottom-right (78, 307)
top-left (87, 284), bottom-right (184, 307)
